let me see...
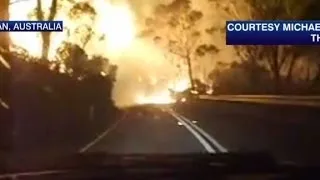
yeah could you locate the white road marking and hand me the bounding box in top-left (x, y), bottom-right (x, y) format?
top-left (167, 110), bottom-right (216, 153)
top-left (175, 112), bottom-right (228, 153)
top-left (0, 55), bottom-right (10, 69)
top-left (0, 98), bottom-right (9, 109)
top-left (79, 112), bottom-right (126, 153)
top-left (0, 170), bottom-right (68, 179)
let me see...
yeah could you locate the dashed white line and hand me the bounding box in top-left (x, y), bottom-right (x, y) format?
top-left (79, 112), bottom-right (127, 153)
top-left (167, 110), bottom-right (216, 153)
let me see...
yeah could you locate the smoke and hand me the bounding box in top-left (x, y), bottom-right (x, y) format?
top-left (111, 39), bottom-right (179, 107)
top-left (101, 0), bottom-right (190, 107)
top-left (126, 0), bottom-right (173, 16)
top-left (9, 0), bottom-right (238, 107)
top-left (109, 0), bottom-right (235, 107)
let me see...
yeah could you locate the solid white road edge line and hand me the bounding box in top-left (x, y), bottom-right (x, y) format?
top-left (79, 112), bottom-right (127, 153)
top-left (167, 110), bottom-right (216, 153)
top-left (174, 112), bottom-right (228, 153)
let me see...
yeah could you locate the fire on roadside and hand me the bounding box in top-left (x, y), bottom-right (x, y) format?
top-left (8, 0), bottom-right (192, 106)
top-left (135, 77), bottom-right (191, 105)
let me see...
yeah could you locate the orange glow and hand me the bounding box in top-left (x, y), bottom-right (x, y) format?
top-left (9, 0), bottom-right (136, 60)
top-left (136, 90), bottom-right (176, 105)
top-left (9, 0), bottom-right (191, 106)
top-left (181, 97), bottom-right (187, 102)
top-left (134, 77), bottom-right (190, 105)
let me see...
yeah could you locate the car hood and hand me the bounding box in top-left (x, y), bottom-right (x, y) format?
top-left (0, 152), bottom-right (317, 179)
top-left (1, 152), bottom-right (295, 172)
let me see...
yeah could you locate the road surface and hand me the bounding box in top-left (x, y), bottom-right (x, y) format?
top-left (80, 101), bottom-right (320, 166)
top-left (80, 105), bottom-right (224, 154)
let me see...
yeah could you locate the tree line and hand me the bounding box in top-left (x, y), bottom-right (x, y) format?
top-left (0, 0), bottom-right (119, 156)
top-left (142, 0), bottom-right (320, 94)
top-left (0, 43), bottom-right (119, 156)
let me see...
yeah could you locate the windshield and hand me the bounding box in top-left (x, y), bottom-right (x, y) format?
top-left (1, 0), bottom-right (320, 170)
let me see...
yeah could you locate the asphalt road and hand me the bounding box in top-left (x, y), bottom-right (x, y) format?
top-left (81, 100), bottom-right (320, 166)
top-left (81, 105), bottom-right (209, 154)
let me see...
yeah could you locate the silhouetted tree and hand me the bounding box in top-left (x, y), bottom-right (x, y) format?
top-left (209, 61), bottom-right (271, 94)
top-left (0, 0), bottom-right (9, 50)
top-left (143, 0), bottom-right (204, 90)
top-left (0, 0), bottom-right (11, 152)
top-left (85, 55), bottom-right (108, 75)
top-left (35, 0), bottom-right (57, 59)
top-left (56, 42), bottom-right (88, 77)
top-left (68, 2), bottom-right (99, 49)
top-left (31, 0), bottom-right (97, 59)
top-left (194, 44), bottom-right (219, 85)
top-left (300, 1), bottom-right (320, 91)
top-left (68, 1), bottom-right (96, 20)
top-left (211, 0), bottom-right (314, 93)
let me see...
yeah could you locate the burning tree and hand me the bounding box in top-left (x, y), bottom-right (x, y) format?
top-left (143, 0), bottom-right (206, 91)
top-left (195, 44), bottom-right (220, 86)
top-left (67, 1), bottom-right (100, 49)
